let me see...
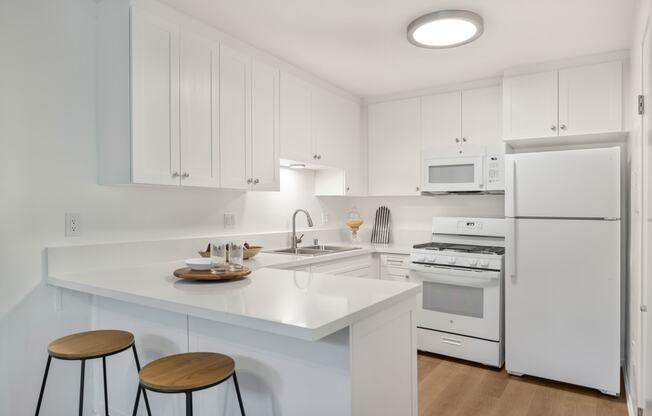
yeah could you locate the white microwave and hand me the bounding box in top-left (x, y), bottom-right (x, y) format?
top-left (421, 147), bottom-right (504, 193)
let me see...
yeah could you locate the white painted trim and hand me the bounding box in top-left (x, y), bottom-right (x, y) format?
top-left (624, 365), bottom-right (638, 416)
top-left (362, 76), bottom-right (503, 105)
top-left (504, 49), bottom-right (630, 77)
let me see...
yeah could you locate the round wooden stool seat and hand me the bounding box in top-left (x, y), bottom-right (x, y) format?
top-left (47, 330), bottom-right (135, 360)
top-left (139, 352), bottom-right (235, 393)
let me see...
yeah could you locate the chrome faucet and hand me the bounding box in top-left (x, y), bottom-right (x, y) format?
top-left (291, 209), bottom-right (314, 250)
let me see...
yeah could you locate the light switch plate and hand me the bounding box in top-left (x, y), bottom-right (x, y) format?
top-left (321, 213), bottom-right (329, 225)
top-left (224, 212), bottom-right (236, 228)
top-left (65, 213), bottom-right (81, 237)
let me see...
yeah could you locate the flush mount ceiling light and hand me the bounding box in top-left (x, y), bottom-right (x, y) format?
top-left (407, 10), bottom-right (484, 49)
top-left (289, 163), bottom-right (306, 169)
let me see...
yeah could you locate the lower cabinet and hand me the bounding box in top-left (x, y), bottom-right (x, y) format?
top-left (379, 254), bottom-right (411, 282)
top-left (281, 254), bottom-right (376, 278)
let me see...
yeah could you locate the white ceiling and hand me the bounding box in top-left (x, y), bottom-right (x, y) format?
top-left (159, 0), bottom-right (637, 98)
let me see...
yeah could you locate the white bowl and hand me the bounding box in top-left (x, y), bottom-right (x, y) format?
top-left (185, 258), bottom-right (212, 271)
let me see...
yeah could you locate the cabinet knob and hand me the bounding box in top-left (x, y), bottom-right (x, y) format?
top-left (253, 179), bottom-right (259, 184)
top-left (172, 172), bottom-right (180, 178)
top-left (560, 124), bottom-right (567, 130)
top-left (317, 155), bottom-right (322, 160)
top-left (313, 154), bottom-right (318, 159)
top-left (346, 186), bottom-right (350, 192)
top-left (462, 137), bottom-right (467, 142)
top-left (416, 186), bottom-right (420, 192)
top-left (247, 178), bottom-right (253, 184)
top-left (455, 138), bottom-right (460, 143)
top-left (181, 172), bottom-right (190, 178)
top-left (550, 125), bottom-right (557, 131)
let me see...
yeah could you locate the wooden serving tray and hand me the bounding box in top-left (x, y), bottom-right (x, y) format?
top-left (173, 267), bottom-right (251, 282)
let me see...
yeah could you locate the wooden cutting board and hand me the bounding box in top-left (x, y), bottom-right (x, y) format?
top-left (173, 267), bottom-right (251, 282)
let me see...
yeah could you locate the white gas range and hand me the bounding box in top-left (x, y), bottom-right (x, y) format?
top-left (410, 217), bottom-right (505, 367)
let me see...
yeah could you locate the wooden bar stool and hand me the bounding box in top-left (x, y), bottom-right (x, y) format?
top-left (132, 352), bottom-right (246, 416)
top-left (35, 330), bottom-right (152, 416)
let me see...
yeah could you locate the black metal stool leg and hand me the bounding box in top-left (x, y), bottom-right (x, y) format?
top-left (103, 356), bottom-right (109, 415)
top-left (132, 386), bottom-right (141, 416)
top-left (232, 372), bottom-right (246, 416)
top-left (131, 345), bottom-right (152, 416)
top-left (34, 355), bottom-right (52, 416)
top-left (79, 360), bottom-right (86, 416)
top-left (186, 392), bottom-right (193, 416)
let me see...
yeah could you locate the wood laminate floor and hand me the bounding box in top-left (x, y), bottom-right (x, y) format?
top-left (418, 352), bottom-right (628, 416)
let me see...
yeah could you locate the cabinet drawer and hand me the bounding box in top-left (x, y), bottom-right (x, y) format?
top-left (417, 328), bottom-right (502, 367)
top-left (310, 254), bottom-right (372, 274)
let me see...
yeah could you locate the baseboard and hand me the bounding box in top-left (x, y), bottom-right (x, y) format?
top-left (623, 365), bottom-right (639, 416)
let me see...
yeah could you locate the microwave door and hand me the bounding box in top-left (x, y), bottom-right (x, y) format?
top-left (422, 156), bottom-right (484, 192)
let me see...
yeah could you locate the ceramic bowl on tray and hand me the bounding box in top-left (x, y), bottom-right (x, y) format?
top-left (184, 258), bottom-right (212, 271)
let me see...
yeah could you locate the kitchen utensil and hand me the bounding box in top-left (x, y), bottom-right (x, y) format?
top-left (371, 206), bottom-right (391, 244)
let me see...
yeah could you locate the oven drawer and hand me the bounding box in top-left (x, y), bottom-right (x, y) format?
top-left (417, 328), bottom-right (503, 368)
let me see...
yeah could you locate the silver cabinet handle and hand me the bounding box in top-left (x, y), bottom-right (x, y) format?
top-left (253, 179), bottom-right (259, 184)
top-left (313, 154), bottom-right (318, 159)
top-left (346, 186), bottom-right (350, 192)
top-left (181, 172), bottom-right (190, 178)
top-left (462, 137), bottom-right (467, 142)
top-left (172, 172), bottom-right (180, 178)
top-left (416, 186), bottom-right (420, 192)
top-left (560, 124), bottom-right (567, 130)
top-left (455, 138), bottom-right (460, 143)
top-left (317, 155), bottom-right (322, 160)
top-left (550, 125), bottom-right (557, 131)
top-left (247, 178), bottom-right (253, 184)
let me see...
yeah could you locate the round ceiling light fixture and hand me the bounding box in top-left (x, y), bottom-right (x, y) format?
top-left (407, 10), bottom-right (484, 49)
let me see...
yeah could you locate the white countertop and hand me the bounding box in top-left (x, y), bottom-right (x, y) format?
top-left (48, 244), bottom-right (419, 341)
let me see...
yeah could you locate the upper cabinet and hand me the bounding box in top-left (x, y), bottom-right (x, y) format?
top-left (279, 72), bottom-right (313, 163)
top-left (98, 1), bottom-right (279, 191)
top-left (129, 7), bottom-right (181, 186)
top-left (280, 71), bottom-right (364, 195)
top-left (421, 85), bottom-right (502, 150)
top-left (367, 98), bottom-right (421, 196)
top-left (503, 61), bottom-right (623, 142)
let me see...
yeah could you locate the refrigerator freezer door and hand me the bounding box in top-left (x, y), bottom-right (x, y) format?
top-left (505, 218), bottom-right (620, 394)
top-left (505, 147), bottom-right (620, 219)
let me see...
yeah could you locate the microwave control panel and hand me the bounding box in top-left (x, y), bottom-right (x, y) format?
top-left (485, 154), bottom-right (505, 191)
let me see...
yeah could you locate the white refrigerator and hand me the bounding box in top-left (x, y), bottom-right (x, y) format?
top-left (505, 147), bottom-right (621, 395)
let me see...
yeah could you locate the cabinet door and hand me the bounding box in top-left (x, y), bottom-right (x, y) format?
top-left (179, 31), bottom-right (220, 188)
top-left (462, 85), bottom-right (502, 146)
top-left (558, 61), bottom-right (622, 136)
top-left (503, 71), bottom-right (558, 139)
top-left (421, 91), bottom-right (462, 149)
top-left (131, 8), bottom-right (180, 185)
top-left (251, 59), bottom-right (280, 191)
top-left (280, 72), bottom-right (313, 162)
top-left (368, 98), bottom-right (421, 196)
top-left (219, 44), bottom-right (251, 189)
top-left (342, 100), bottom-right (365, 196)
top-left (312, 88), bottom-right (346, 167)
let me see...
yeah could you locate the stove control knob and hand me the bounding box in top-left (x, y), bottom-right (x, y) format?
top-left (468, 258), bottom-right (478, 267)
top-left (479, 260), bottom-right (490, 268)
top-left (413, 254), bottom-right (427, 263)
top-left (447, 257), bottom-right (457, 265)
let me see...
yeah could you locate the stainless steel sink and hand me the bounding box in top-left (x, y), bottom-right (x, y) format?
top-left (267, 245), bottom-right (361, 256)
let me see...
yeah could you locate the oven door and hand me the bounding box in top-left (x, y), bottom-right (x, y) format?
top-left (410, 263), bottom-right (501, 341)
top-left (421, 156), bottom-right (484, 193)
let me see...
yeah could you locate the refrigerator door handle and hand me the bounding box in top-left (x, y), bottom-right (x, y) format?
top-left (506, 158), bottom-right (516, 217)
top-left (506, 218), bottom-right (516, 280)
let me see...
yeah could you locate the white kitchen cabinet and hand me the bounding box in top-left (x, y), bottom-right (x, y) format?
top-left (98, 1), bottom-right (280, 191)
top-left (280, 72), bottom-right (313, 162)
top-left (251, 59), bottom-right (280, 191)
top-left (503, 71), bottom-right (558, 140)
top-left (130, 6), bottom-right (180, 186)
top-left (503, 61), bottom-right (623, 142)
top-left (219, 44), bottom-right (251, 189)
top-left (421, 91), bottom-right (462, 149)
top-left (421, 86), bottom-right (502, 151)
top-left (179, 30), bottom-right (220, 187)
top-left (558, 61), bottom-right (622, 136)
top-left (462, 85), bottom-right (502, 146)
top-left (309, 254), bottom-right (375, 279)
top-left (368, 98), bottom-right (421, 196)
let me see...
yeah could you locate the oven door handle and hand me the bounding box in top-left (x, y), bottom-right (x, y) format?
top-left (410, 266), bottom-right (500, 287)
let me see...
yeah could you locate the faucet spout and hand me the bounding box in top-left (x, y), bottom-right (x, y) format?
top-left (291, 209), bottom-right (314, 250)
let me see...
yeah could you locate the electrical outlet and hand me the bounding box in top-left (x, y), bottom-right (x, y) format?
top-left (224, 212), bottom-right (236, 228)
top-left (321, 213), bottom-right (329, 225)
top-left (65, 213), bottom-right (81, 237)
